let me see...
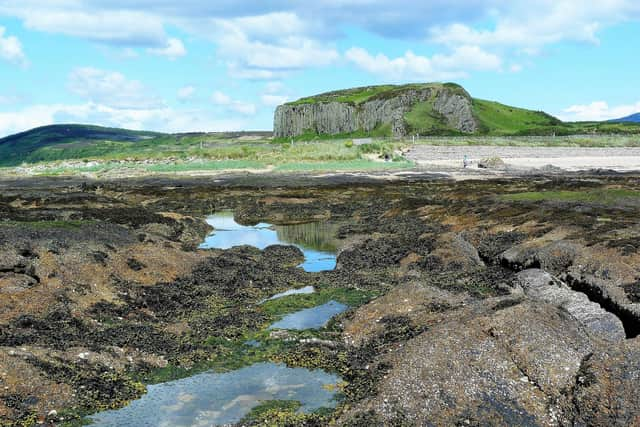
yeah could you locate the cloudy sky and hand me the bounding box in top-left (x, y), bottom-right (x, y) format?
top-left (0, 0), bottom-right (639, 136)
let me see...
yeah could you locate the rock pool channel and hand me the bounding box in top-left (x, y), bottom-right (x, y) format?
top-left (88, 212), bottom-right (346, 426)
top-left (199, 211), bottom-right (338, 272)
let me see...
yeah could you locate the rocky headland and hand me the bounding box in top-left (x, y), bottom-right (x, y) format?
top-left (274, 83), bottom-right (478, 138)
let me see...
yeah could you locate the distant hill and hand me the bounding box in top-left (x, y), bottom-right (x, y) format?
top-left (0, 124), bottom-right (163, 166)
top-left (610, 113), bottom-right (640, 123)
top-left (275, 83), bottom-right (640, 139)
top-left (275, 83), bottom-right (563, 138)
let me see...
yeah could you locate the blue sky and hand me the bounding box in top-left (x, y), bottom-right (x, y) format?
top-left (0, 0), bottom-right (639, 137)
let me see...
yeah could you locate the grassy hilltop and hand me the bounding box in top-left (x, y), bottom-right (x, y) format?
top-left (283, 83), bottom-right (640, 137)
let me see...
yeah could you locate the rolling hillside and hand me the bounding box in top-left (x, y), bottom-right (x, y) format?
top-left (277, 83), bottom-right (640, 138)
top-left (610, 113), bottom-right (640, 123)
top-left (0, 125), bottom-right (163, 166)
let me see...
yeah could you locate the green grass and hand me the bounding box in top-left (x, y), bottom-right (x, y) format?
top-left (404, 100), bottom-right (454, 135)
top-left (274, 159), bottom-right (413, 172)
top-left (261, 287), bottom-right (377, 317)
top-left (145, 160), bottom-right (267, 172)
top-left (285, 83), bottom-right (453, 106)
top-left (502, 189), bottom-right (640, 204)
top-left (472, 99), bottom-right (562, 135)
top-left (0, 220), bottom-right (96, 229)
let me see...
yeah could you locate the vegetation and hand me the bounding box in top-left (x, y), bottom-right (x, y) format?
top-left (502, 189), bottom-right (640, 204)
top-left (0, 220), bottom-right (96, 229)
top-left (404, 100), bottom-right (453, 135)
top-left (285, 83), bottom-right (457, 106)
top-left (472, 99), bottom-right (561, 135)
top-left (261, 288), bottom-right (377, 318)
top-left (283, 82), bottom-right (640, 138)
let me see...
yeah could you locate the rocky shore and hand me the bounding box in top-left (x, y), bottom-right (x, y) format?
top-left (0, 172), bottom-right (639, 426)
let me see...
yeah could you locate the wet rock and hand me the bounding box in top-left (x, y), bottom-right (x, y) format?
top-left (336, 236), bottom-right (413, 271)
top-left (500, 240), bottom-right (580, 273)
top-left (262, 244), bottom-right (304, 267)
top-left (0, 273), bottom-right (39, 294)
top-left (346, 301), bottom-right (594, 425)
top-left (568, 339), bottom-right (640, 425)
top-left (421, 232), bottom-right (484, 272)
top-left (516, 269), bottom-right (625, 342)
top-left (477, 231), bottom-right (526, 262)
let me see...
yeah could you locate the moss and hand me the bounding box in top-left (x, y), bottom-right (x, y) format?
top-left (0, 220), bottom-right (96, 229)
top-left (239, 400), bottom-right (302, 424)
top-left (502, 189), bottom-right (640, 205)
top-left (285, 83), bottom-right (446, 106)
top-left (261, 288), bottom-right (377, 318)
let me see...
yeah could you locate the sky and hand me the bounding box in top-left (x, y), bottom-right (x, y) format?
top-left (0, 0), bottom-right (639, 137)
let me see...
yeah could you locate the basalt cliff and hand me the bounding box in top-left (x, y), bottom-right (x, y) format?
top-left (274, 83), bottom-right (478, 138)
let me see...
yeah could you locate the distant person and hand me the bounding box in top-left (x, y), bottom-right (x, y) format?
top-left (463, 155), bottom-right (470, 168)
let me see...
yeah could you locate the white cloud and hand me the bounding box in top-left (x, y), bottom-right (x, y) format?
top-left (226, 63), bottom-right (287, 80)
top-left (0, 26), bottom-right (27, 66)
top-left (0, 102), bottom-right (248, 137)
top-left (217, 29), bottom-right (339, 71)
top-left (345, 45), bottom-right (501, 81)
top-left (261, 94), bottom-right (288, 107)
top-left (0, 5), bottom-right (167, 46)
top-left (68, 67), bottom-right (162, 109)
top-left (264, 81), bottom-right (284, 94)
top-left (148, 37), bottom-right (186, 59)
top-left (560, 101), bottom-right (640, 121)
top-left (177, 85), bottom-right (196, 101)
top-left (211, 91), bottom-right (232, 105)
top-left (211, 91), bottom-right (256, 115)
top-left (428, 1), bottom-right (640, 53)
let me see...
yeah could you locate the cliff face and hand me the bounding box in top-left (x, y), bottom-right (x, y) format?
top-left (274, 85), bottom-right (478, 138)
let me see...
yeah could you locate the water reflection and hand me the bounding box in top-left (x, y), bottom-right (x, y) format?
top-left (199, 212), bottom-right (338, 272)
top-left (266, 286), bottom-right (315, 302)
top-left (89, 363), bottom-right (340, 427)
top-left (268, 301), bottom-right (349, 330)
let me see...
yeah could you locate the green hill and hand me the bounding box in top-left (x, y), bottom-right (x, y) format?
top-left (0, 124), bottom-right (164, 166)
top-left (279, 83), bottom-right (640, 138)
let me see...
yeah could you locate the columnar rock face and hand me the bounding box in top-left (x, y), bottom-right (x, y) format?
top-left (274, 85), bottom-right (479, 138)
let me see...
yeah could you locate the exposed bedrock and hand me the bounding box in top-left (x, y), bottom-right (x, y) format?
top-left (516, 269), bottom-right (626, 342)
top-left (274, 86), bottom-right (478, 138)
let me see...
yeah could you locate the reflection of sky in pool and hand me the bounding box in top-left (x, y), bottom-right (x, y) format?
top-left (266, 285), bottom-right (315, 301)
top-left (199, 212), bottom-right (337, 272)
top-left (89, 363), bottom-right (340, 427)
top-left (269, 300), bottom-right (349, 330)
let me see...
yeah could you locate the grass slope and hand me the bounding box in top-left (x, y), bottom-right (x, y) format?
top-left (285, 83), bottom-right (640, 137)
top-left (0, 124), bottom-right (163, 166)
top-left (471, 99), bottom-right (562, 135)
top-left (286, 82), bottom-right (467, 106)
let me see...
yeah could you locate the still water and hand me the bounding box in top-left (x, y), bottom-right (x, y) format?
top-left (89, 363), bottom-right (340, 427)
top-left (88, 213), bottom-right (345, 426)
top-left (199, 212), bottom-right (338, 272)
top-left (269, 301), bottom-right (349, 330)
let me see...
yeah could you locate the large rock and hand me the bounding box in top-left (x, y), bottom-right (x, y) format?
top-left (342, 301), bottom-right (595, 425)
top-left (516, 269), bottom-right (626, 342)
top-left (274, 85), bottom-right (478, 138)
